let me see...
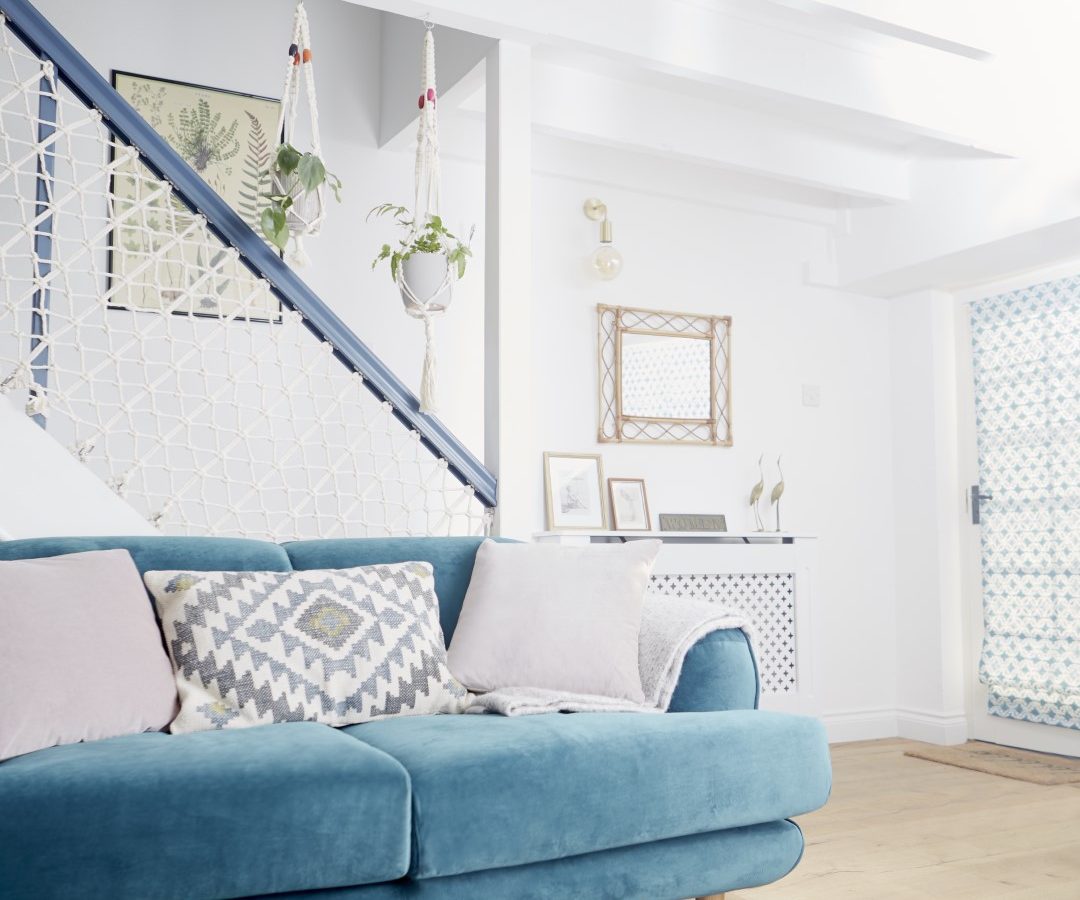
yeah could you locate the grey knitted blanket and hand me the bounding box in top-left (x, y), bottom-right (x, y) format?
top-left (465, 595), bottom-right (750, 716)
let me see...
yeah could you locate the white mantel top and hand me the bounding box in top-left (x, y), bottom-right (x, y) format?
top-left (534, 531), bottom-right (816, 541)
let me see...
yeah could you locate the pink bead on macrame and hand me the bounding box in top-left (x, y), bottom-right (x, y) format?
top-left (418, 94), bottom-right (425, 109)
top-left (427, 88), bottom-right (436, 101)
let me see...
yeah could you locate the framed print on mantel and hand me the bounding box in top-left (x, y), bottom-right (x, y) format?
top-left (109, 71), bottom-right (282, 322)
top-left (608, 478), bottom-right (651, 531)
top-left (544, 452), bottom-right (607, 531)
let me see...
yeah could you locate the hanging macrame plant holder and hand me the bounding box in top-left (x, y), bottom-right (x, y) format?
top-left (399, 23), bottom-right (453, 414)
top-left (273, 0), bottom-right (325, 266)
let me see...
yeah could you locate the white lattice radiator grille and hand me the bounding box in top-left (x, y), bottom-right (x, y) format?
top-left (0, 14), bottom-right (489, 540)
top-left (648, 572), bottom-right (797, 694)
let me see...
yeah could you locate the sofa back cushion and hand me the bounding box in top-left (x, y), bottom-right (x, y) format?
top-left (284, 537), bottom-right (509, 642)
top-left (0, 535), bottom-right (292, 577)
top-left (0, 549), bottom-right (178, 760)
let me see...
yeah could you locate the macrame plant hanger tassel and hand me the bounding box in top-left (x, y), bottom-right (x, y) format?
top-left (397, 19), bottom-right (451, 414)
top-left (274, 0), bottom-right (324, 266)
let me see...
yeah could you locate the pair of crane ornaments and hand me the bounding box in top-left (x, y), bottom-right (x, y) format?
top-left (749, 455), bottom-right (785, 532)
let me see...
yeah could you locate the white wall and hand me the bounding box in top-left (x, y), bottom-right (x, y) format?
top-left (34, 0), bottom-right (488, 458)
top-left (530, 173), bottom-right (898, 728)
top-left (26, 0), bottom-right (903, 730)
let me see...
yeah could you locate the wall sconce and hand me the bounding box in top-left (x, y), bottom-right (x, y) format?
top-left (583, 197), bottom-right (622, 280)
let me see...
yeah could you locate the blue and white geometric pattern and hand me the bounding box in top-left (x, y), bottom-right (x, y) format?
top-left (145, 563), bottom-right (468, 734)
top-left (970, 275), bottom-right (1079, 731)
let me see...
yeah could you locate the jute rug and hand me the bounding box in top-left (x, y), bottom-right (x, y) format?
top-left (905, 741), bottom-right (1080, 785)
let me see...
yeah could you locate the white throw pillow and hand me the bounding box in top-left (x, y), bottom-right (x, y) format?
top-left (447, 539), bottom-right (661, 703)
top-left (144, 562), bottom-right (468, 734)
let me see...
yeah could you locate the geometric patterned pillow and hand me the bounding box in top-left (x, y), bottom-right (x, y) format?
top-left (144, 562), bottom-right (468, 734)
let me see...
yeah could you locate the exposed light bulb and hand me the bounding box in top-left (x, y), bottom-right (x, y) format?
top-left (592, 243), bottom-right (623, 280)
top-left (591, 217), bottom-right (622, 280)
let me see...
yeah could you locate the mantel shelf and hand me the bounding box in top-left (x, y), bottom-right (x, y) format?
top-left (534, 531), bottom-right (816, 543)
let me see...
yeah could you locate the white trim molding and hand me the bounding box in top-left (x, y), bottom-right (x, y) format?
top-left (896, 707), bottom-right (968, 745)
top-left (821, 708), bottom-right (899, 744)
top-left (821, 706), bottom-right (968, 745)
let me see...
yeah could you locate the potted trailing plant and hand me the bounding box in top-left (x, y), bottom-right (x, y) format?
top-left (260, 142), bottom-right (341, 262)
top-left (369, 203), bottom-right (472, 312)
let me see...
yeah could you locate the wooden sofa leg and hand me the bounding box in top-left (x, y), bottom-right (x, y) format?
top-left (697, 894), bottom-right (725, 899)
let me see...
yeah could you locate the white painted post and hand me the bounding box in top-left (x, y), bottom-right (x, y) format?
top-left (484, 40), bottom-right (533, 538)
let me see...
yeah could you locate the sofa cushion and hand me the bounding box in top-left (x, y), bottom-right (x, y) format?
top-left (0, 722), bottom-right (412, 900)
top-left (345, 709), bottom-right (831, 879)
top-left (0, 549), bottom-right (179, 761)
top-left (144, 563), bottom-right (468, 734)
top-left (284, 537), bottom-right (507, 642)
top-left (447, 539), bottom-right (659, 703)
top-left (0, 535), bottom-right (292, 578)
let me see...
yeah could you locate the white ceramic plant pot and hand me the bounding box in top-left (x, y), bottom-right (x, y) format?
top-left (400, 250), bottom-right (452, 316)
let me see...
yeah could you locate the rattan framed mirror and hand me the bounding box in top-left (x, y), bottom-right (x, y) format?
top-left (597, 304), bottom-right (732, 445)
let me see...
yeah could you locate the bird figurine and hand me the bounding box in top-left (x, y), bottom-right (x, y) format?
top-left (769, 455), bottom-right (785, 532)
top-left (749, 454), bottom-right (765, 532)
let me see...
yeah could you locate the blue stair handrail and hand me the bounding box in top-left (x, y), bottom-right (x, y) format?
top-left (0, 0), bottom-right (497, 509)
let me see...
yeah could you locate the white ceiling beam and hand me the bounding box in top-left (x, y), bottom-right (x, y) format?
top-left (351, 0), bottom-right (1005, 155)
top-left (484, 61), bottom-right (910, 202)
top-left (758, 0), bottom-right (995, 60)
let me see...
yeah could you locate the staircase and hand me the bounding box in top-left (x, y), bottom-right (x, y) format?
top-left (0, 0), bottom-right (495, 541)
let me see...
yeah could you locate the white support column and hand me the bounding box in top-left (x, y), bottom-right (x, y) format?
top-left (889, 289), bottom-right (968, 745)
top-left (484, 40), bottom-right (533, 538)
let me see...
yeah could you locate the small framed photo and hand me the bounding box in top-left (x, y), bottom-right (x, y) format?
top-left (544, 452), bottom-right (607, 531)
top-left (608, 478), bottom-right (651, 531)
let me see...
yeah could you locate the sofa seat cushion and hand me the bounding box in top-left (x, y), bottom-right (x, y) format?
top-left (345, 709), bottom-right (830, 879)
top-left (0, 722), bottom-right (412, 900)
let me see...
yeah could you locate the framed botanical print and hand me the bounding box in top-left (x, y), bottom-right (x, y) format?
top-left (608, 478), bottom-right (651, 531)
top-left (109, 72), bottom-right (282, 322)
top-left (544, 452), bottom-right (607, 531)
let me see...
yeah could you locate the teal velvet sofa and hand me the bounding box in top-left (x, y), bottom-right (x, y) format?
top-left (0, 536), bottom-right (831, 900)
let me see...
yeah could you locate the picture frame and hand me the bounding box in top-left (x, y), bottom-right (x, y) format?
top-left (608, 478), bottom-right (651, 531)
top-left (108, 71), bottom-right (283, 323)
top-left (597, 304), bottom-right (732, 445)
top-left (544, 452), bottom-right (607, 531)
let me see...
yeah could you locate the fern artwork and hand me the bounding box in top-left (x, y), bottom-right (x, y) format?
top-left (110, 72), bottom-right (282, 321)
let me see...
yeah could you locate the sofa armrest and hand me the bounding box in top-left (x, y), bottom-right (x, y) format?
top-left (667, 628), bottom-right (760, 712)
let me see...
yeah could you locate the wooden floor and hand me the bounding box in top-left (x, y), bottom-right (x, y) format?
top-left (729, 738), bottom-right (1080, 899)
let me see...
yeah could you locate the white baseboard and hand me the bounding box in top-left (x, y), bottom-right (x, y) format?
top-left (820, 707), bottom-right (967, 745)
top-left (821, 708), bottom-right (898, 744)
top-left (896, 708), bottom-right (968, 745)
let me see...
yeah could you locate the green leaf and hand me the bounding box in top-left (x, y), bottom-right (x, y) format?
top-left (275, 143), bottom-right (302, 176)
top-left (260, 206), bottom-right (289, 251)
top-left (390, 252), bottom-right (401, 282)
top-left (455, 254), bottom-right (466, 279)
top-left (297, 153), bottom-right (326, 192)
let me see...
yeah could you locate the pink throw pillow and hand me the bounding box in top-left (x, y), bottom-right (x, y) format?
top-left (0, 549), bottom-right (178, 760)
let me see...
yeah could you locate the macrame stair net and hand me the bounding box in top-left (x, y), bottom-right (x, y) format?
top-left (273, 0), bottom-right (323, 267)
top-left (399, 23), bottom-right (451, 414)
top-left (0, 13), bottom-right (490, 540)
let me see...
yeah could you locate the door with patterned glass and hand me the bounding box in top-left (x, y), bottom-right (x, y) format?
top-left (958, 273), bottom-right (1079, 756)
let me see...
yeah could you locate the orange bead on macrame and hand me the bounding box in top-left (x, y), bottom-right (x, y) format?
top-left (302, 48), bottom-right (312, 63)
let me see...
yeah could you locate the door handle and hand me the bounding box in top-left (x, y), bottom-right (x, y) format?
top-left (970, 485), bottom-right (993, 525)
